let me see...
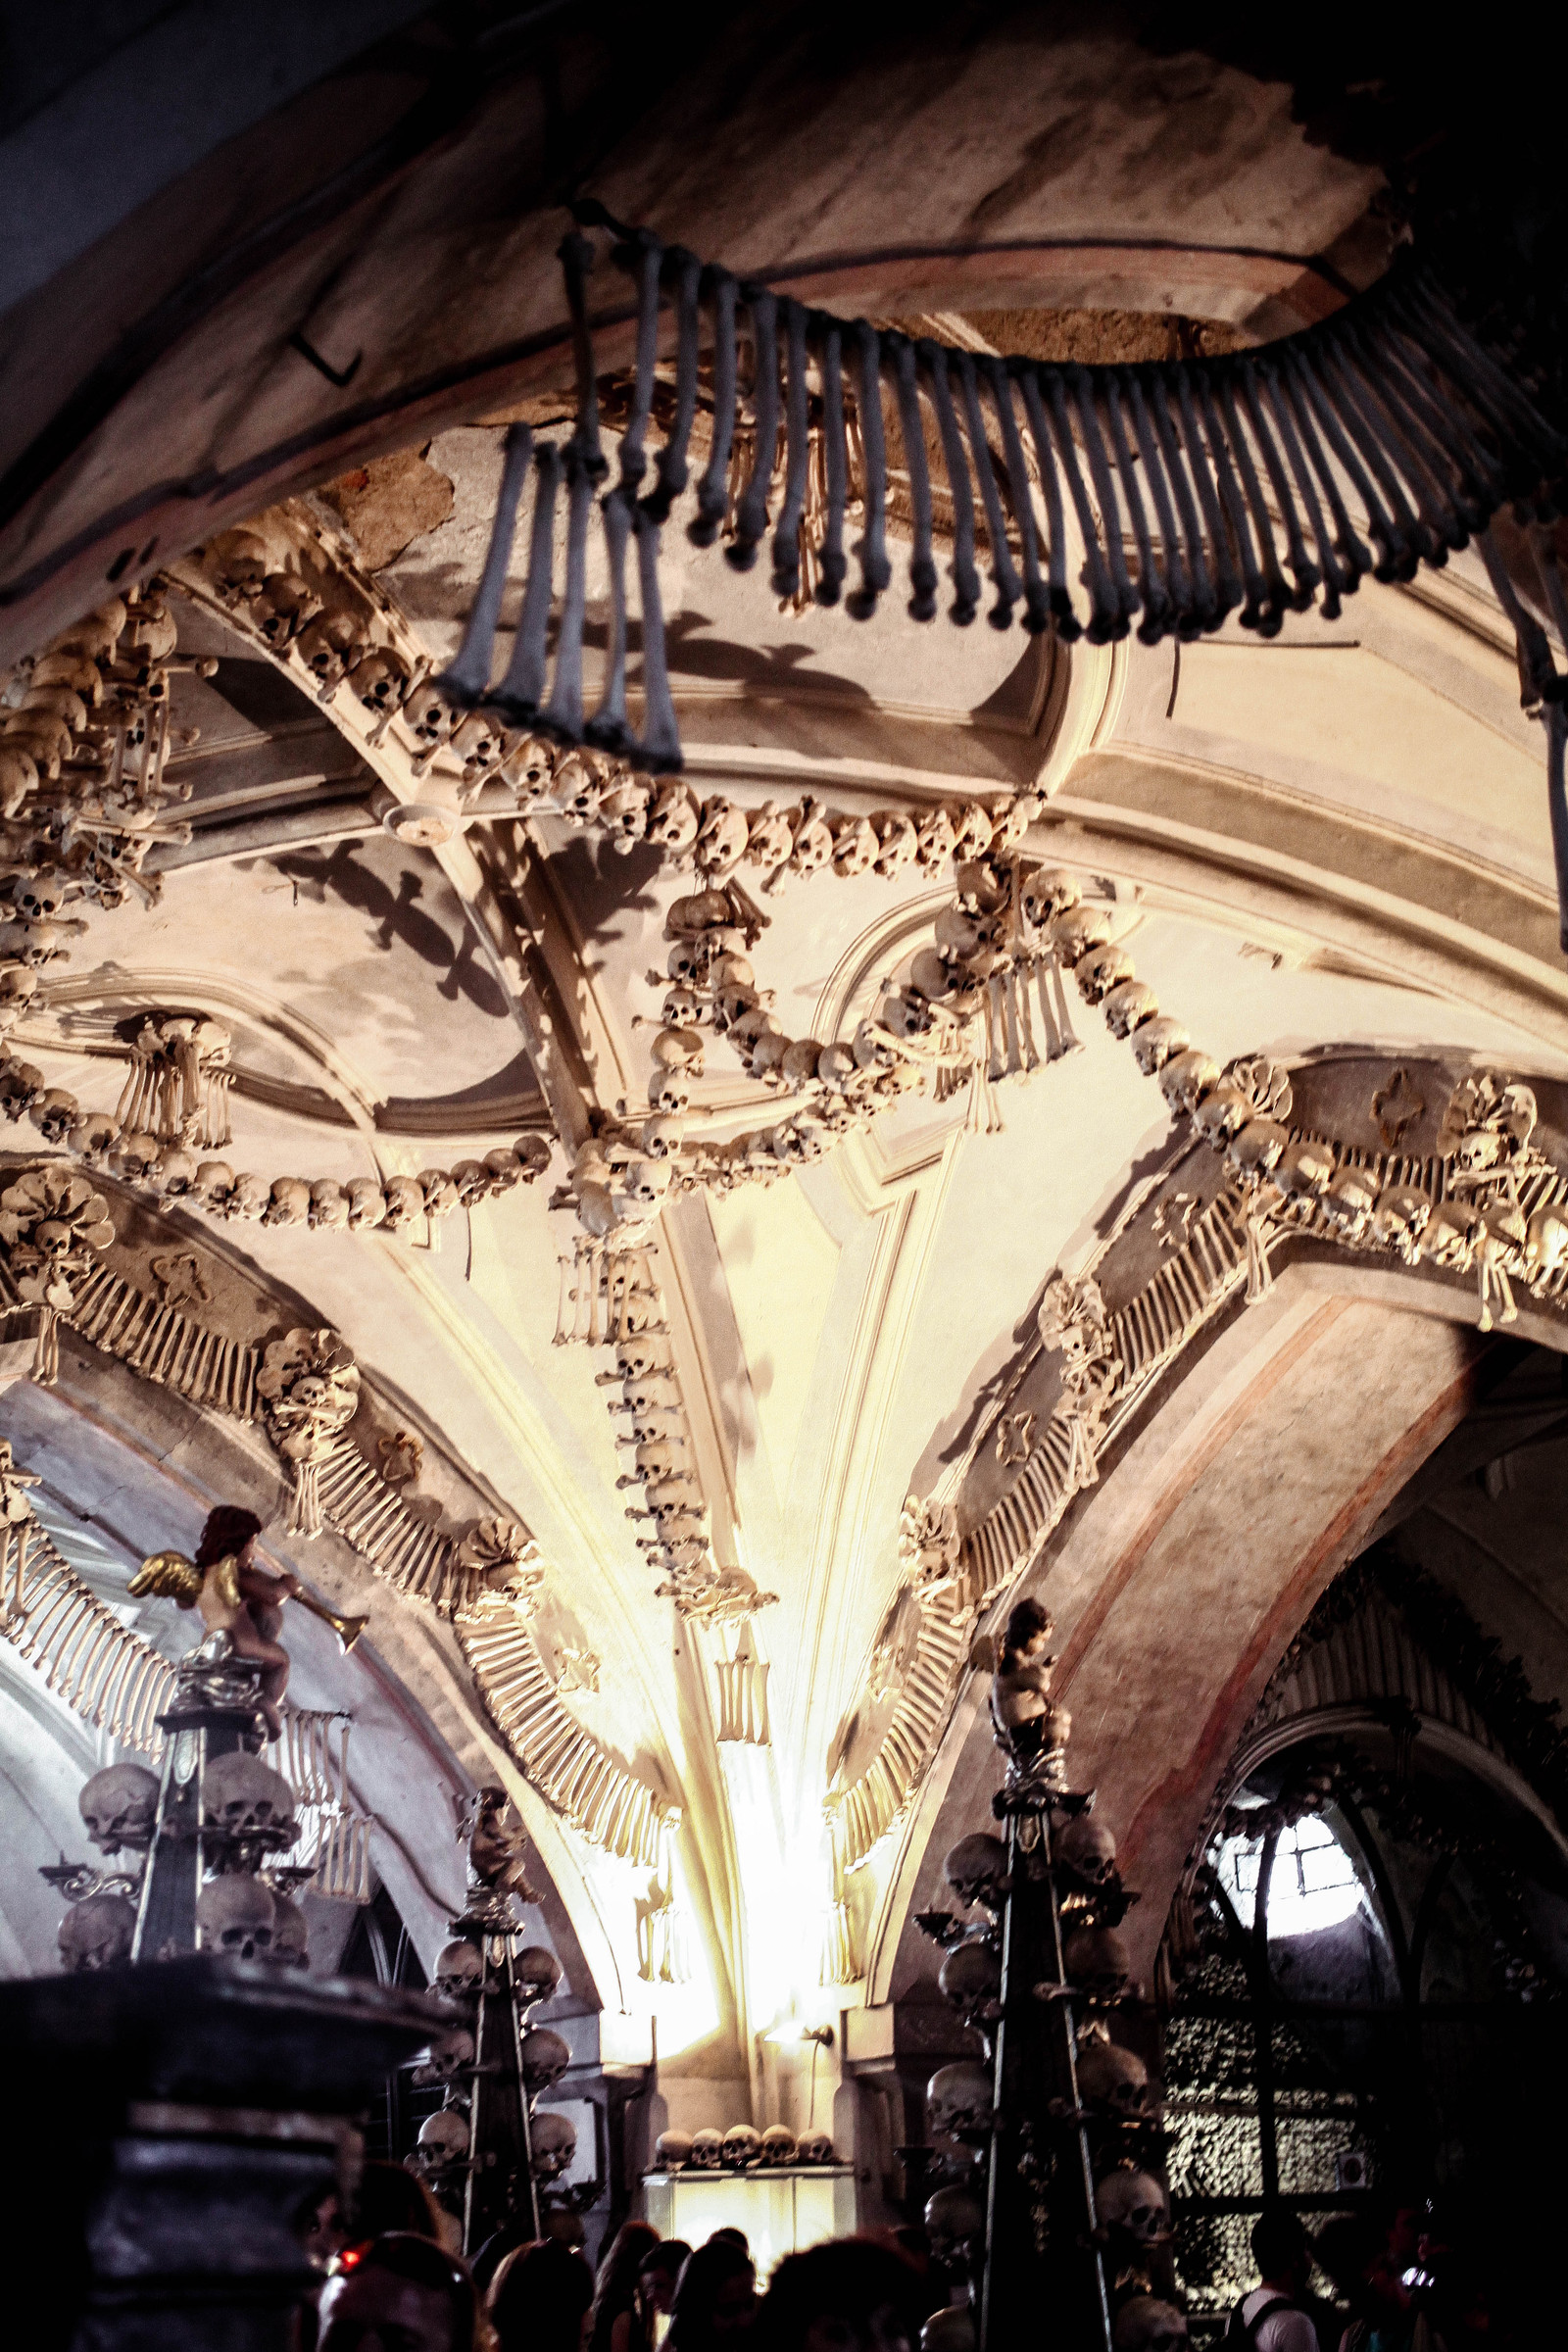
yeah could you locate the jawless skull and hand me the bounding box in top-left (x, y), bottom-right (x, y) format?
top-left (58, 1891), bottom-right (135, 1972)
top-left (195, 1873), bottom-right (277, 1960)
top-left (79, 1761), bottom-right (160, 1853)
top-left (203, 1751), bottom-right (296, 1839)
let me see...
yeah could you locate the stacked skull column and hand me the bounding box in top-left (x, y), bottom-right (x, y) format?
top-left (914, 1597), bottom-right (1180, 2352)
top-left (407, 1786), bottom-right (580, 2252)
top-left (50, 1508), bottom-right (315, 1973)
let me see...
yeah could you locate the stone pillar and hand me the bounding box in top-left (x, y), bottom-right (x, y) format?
top-left (6, 1955), bottom-right (443, 2352)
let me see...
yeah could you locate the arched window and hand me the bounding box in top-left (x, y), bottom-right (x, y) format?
top-left (1161, 1733), bottom-right (1566, 2335)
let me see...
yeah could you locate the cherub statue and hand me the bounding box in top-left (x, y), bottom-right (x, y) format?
top-left (463, 1785), bottom-right (540, 1909)
top-left (989, 1595), bottom-right (1069, 1768)
top-left (128, 1504), bottom-right (300, 1738)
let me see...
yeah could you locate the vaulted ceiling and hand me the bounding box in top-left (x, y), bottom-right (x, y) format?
top-left (3, 4), bottom-right (1566, 2145)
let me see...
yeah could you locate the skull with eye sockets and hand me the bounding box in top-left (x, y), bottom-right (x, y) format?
top-left (195, 1874), bottom-right (276, 1961)
top-left (432, 1939), bottom-right (482, 2004)
top-left (78, 1762), bottom-right (159, 1853)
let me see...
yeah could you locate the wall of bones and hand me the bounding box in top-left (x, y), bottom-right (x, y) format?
top-left (2, 4), bottom-right (1567, 2301)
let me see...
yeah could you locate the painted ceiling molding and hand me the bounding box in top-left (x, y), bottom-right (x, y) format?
top-left (828, 1048), bottom-right (1568, 1879)
top-left (0, 1155), bottom-right (675, 1870)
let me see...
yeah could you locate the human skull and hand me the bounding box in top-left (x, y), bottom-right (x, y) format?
top-left (651, 1024), bottom-right (705, 1076)
top-left (433, 1939), bottom-right (483, 2003)
top-left (515, 1944), bottom-right (562, 2002)
top-left (1419, 1199), bottom-right (1485, 1270)
top-left (939, 1937), bottom-right (1003, 2025)
top-left (944, 1832), bottom-right (1010, 1913)
top-left (225, 1171), bottom-right (271, 1221)
top-left (188, 1158), bottom-right (234, 1207)
top-left (418, 1169), bottom-right (460, 1219)
top-left (1050, 905), bottom-right (1113, 969)
top-left (1096, 2169), bottom-right (1169, 2247)
top-left (380, 1175), bottom-right (426, 1231)
top-left (349, 648), bottom-right (414, 714)
top-left (695, 796), bottom-right (750, 876)
top-left (926, 2060), bottom-right (995, 2142)
top-left (78, 1760), bottom-right (160, 1853)
top-left (294, 609), bottom-right (367, 688)
top-left (1227, 1117), bottom-right (1290, 1183)
top-left (872, 811), bottom-right (917, 876)
top-left (1113, 2300), bottom-right (1189, 2351)
top-left (619, 1156), bottom-right (673, 1212)
top-left (528, 2109), bottom-right (577, 2181)
top-left (1063, 1926), bottom-right (1133, 2003)
top-left (265, 1175), bottom-right (312, 1227)
top-left (1076, 2035), bottom-right (1156, 2125)
top-left (760, 2124), bottom-right (798, 2167)
top-left (1076, 944), bottom-right (1137, 1006)
top-left (270, 1890), bottom-right (310, 1970)
top-left (829, 815), bottom-right (877, 878)
top-left (1276, 1136), bottom-right (1335, 1207)
top-left (1193, 1083), bottom-right (1251, 1147)
top-left (1321, 1163), bottom-right (1380, 1242)
top-left (1525, 1204), bottom-right (1568, 1286)
top-left (345, 1177), bottom-right (388, 1230)
top-left (1159, 1051), bottom-right (1220, 1121)
top-left (519, 2026), bottom-right (570, 2091)
top-left (600, 778), bottom-right (652, 847)
top-left (1056, 1816), bottom-right (1117, 1889)
top-left (1371, 1184), bottom-right (1434, 1262)
top-left (203, 1751), bottom-right (297, 1839)
top-left (413, 2027), bottom-right (475, 2086)
top-left (690, 2128), bottom-right (724, 2171)
top-left (309, 1179), bottom-right (351, 1230)
top-left (796, 2130), bottom-right (834, 2164)
top-left (212, 525), bottom-right (284, 597)
top-left (647, 783), bottom-right (700, 855)
top-left (924, 2181), bottom-right (985, 2266)
top-left (58, 1890), bottom-right (136, 1972)
top-left (414, 2110), bottom-right (469, 2175)
top-left (655, 2130), bottom-right (695, 2173)
top-left (0, 746), bottom-right (39, 817)
top-left (1102, 979), bottom-right (1158, 1039)
top-left (722, 2123), bottom-right (762, 2170)
top-left (913, 805), bottom-right (956, 867)
top-left (254, 573), bottom-right (323, 648)
top-left (1131, 1016), bottom-right (1191, 1078)
top-left (196, 1873), bottom-right (277, 1960)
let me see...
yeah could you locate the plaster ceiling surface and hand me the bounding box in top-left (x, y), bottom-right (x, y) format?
top-left (9, 452), bottom-right (1568, 2075)
top-left (5, 18), bottom-right (1568, 2135)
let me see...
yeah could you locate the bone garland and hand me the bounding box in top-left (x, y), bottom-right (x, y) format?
top-left (830, 1279), bottom-right (1123, 1874)
top-left (0, 1161), bottom-right (115, 1381)
top-left (558, 1200), bottom-right (779, 1623)
top-left (1162, 1054), bottom-right (1568, 1332)
top-left (0, 1095), bottom-right (555, 1236)
top-left (0, 587), bottom-right (197, 910)
top-left (456, 1588), bottom-right (676, 1868)
top-left (0, 1475), bottom-right (176, 1752)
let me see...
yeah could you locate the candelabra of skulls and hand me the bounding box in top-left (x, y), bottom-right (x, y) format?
top-left (406, 1785), bottom-right (582, 2252)
top-left (912, 1595), bottom-right (1171, 2352)
top-left (47, 1503), bottom-right (333, 1974)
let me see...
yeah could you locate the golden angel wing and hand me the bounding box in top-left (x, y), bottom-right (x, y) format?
top-left (126, 1549), bottom-right (204, 1607)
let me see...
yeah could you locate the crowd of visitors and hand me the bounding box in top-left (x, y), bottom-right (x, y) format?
top-left (295, 2176), bottom-right (1510, 2352)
